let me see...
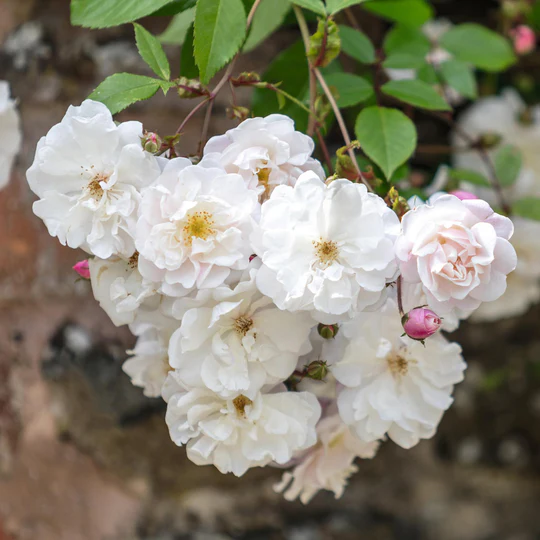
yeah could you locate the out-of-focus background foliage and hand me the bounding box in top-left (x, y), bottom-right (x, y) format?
top-left (1, 0), bottom-right (540, 539)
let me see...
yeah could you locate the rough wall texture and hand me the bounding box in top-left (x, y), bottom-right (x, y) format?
top-left (1, 1), bottom-right (540, 539)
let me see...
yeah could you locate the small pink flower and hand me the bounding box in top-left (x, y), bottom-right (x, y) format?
top-left (511, 25), bottom-right (536, 55)
top-left (402, 307), bottom-right (442, 341)
top-left (73, 259), bottom-right (90, 279)
top-left (450, 189), bottom-right (478, 201)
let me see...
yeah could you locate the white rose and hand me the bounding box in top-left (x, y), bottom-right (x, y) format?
top-left (27, 100), bottom-right (162, 258)
top-left (0, 81), bottom-right (22, 189)
top-left (252, 172), bottom-right (400, 322)
top-left (396, 193), bottom-right (516, 315)
top-left (203, 114), bottom-right (325, 200)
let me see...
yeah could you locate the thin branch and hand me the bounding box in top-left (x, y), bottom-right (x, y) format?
top-left (198, 100), bottom-right (214, 156)
top-left (397, 276), bottom-right (405, 317)
top-left (344, 7), bottom-right (363, 32)
top-left (315, 127), bottom-right (333, 174)
top-left (175, 97), bottom-right (211, 135)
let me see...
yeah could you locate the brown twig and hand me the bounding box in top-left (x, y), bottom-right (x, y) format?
top-left (397, 275), bottom-right (405, 317)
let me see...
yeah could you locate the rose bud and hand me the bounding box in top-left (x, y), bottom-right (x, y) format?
top-left (401, 307), bottom-right (442, 341)
top-left (141, 131), bottom-right (162, 154)
top-left (511, 25), bottom-right (536, 55)
top-left (305, 360), bottom-right (329, 381)
top-left (450, 190), bottom-right (478, 201)
top-left (317, 323), bottom-right (339, 339)
top-left (73, 260), bottom-right (90, 280)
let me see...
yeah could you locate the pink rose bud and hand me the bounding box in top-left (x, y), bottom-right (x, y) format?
top-left (511, 25), bottom-right (535, 55)
top-left (402, 307), bottom-right (442, 341)
top-left (73, 260), bottom-right (90, 280)
top-left (450, 190), bottom-right (478, 201)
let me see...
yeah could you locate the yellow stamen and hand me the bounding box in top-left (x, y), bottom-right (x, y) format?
top-left (234, 316), bottom-right (254, 336)
top-left (387, 355), bottom-right (409, 377)
top-left (183, 211), bottom-right (216, 246)
top-left (232, 395), bottom-right (253, 418)
top-left (313, 238), bottom-right (339, 266)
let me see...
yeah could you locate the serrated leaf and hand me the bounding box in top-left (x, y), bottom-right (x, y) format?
top-left (494, 145), bottom-right (522, 187)
top-left (440, 23), bottom-right (516, 72)
top-left (194, 0), bottom-right (247, 84)
top-left (88, 73), bottom-right (164, 114)
top-left (181, 25), bottom-right (199, 78)
top-left (363, 0), bottom-right (433, 27)
top-left (448, 168), bottom-right (490, 187)
top-left (513, 198), bottom-right (540, 220)
top-left (134, 24), bottom-right (171, 80)
top-left (383, 25), bottom-right (431, 57)
top-left (383, 53), bottom-right (426, 69)
top-left (71, 0), bottom-right (174, 28)
top-left (244, 0), bottom-right (290, 52)
top-left (159, 7), bottom-right (196, 45)
top-left (439, 59), bottom-right (477, 99)
top-left (324, 73), bottom-right (373, 107)
top-left (290, 0), bottom-right (326, 15)
top-left (338, 25), bottom-right (375, 64)
top-left (326, 0), bottom-right (368, 15)
top-left (355, 106), bottom-right (417, 179)
top-left (382, 79), bottom-right (450, 111)
top-left (151, 0), bottom-right (196, 16)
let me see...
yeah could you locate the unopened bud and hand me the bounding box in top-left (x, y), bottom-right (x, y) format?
top-left (176, 77), bottom-right (208, 99)
top-left (73, 260), bottom-right (90, 280)
top-left (402, 307), bottom-right (442, 341)
top-left (511, 25), bottom-right (536, 55)
top-left (385, 186), bottom-right (410, 219)
top-left (227, 105), bottom-right (250, 122)
top-left (478, 132), bottom-right (502, 150)
top-left (141, 131), bottom-right (162, 154)
top-left (317, 323), bottom-right (339, 339)
top-left (232, 72), bottom-right (261, 86)
top-left (335, 142), bottom-right (361, 181)
top-left (305, 360), bottom-right (329, 381)
top-left (450, 190), bottom-right (478, 201)
top-left (308, 19), bottom-right (341, 68)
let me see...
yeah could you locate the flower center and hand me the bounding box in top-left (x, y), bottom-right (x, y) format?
top-left (257, 167), bottom-right (271, 193)
top-left (387, 355), bottom-right (409, 377)
top-left (234, 316), bottom-right (254, 336)
top-left (313, 238), bottom-right (339, 266)
top-left (232, 394), bottom-right (252, 418)
top-left (183, 211), bottom-right (216, 246)
top-left (128, 251), bottom-right (139, 269)
top-left (86, 173), bottom-right (108, 199)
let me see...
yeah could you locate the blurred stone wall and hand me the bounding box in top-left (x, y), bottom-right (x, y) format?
top-left (1, 1), bottom-right (540, 539)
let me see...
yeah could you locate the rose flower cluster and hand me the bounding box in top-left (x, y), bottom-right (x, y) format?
top-left (27, 100), bottom-right (517, 503)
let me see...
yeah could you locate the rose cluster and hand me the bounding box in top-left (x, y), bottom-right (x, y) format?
top-left (27, 100), bottom-right (517, 503)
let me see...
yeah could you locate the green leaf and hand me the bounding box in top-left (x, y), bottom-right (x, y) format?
top-left (290, 0), bottom-right (326, 15)
top-left (448, 168), bottom-right (490, 187)
top-left (181, 25), bottom-right (199, 78)
top-left (159, 7), bottom-right (196, 45)
top-left (244, 0), bottom-right (290, 52)
top-left (338, 25), bottom-right (375, 64)
top-left (439, 59), bottom-right (477, 99)
top-left (494, 145), bottom-right (522, 187)
top-left (151, 0), bottom-right (196, 16)
top-left (324, 73), bottom-right (373, 107)
top-left (194, 0), bottom-right (247, 84)
top-left (383, 53), bottom-right (426, 69)
top-left (88, 73), bottom-right (166, 114)
top-left (134, 24), bottom-right (171, 80)
top-left (363, 0), bottom-right (433, 27)
top-left (416, 62), bottom-right (438, 84)
top-left (355, 106), bottom-right (417, 179)
top-left (440, 23), bottom-right (516, 72)
top-left (513, 198), bottom-right (540, 220)
top-left (71, 0), bottom-right (174, 28)
top-left (383, 25), bottom-right (431, 57)
top-left (381, 79), bottom-right (451, 111)
top-left (326, 0), bottom-right (368, 15)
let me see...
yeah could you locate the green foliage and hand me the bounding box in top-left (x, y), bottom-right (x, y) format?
top-left (381, 80), bottom-right (451, 111)
top-left (363, 0), bottom-right (433, 27)
top-left (326, 0), bottom-right (368, 15)
top-left (151, 0), bottom-right (196, 16)
top-left (289, 0), bottom-right (326, 15)
top-left (89, 74), bottom-right (174, 114)
top-left (383, 53), bottom-right (426, 69)
top-left (338, 25), bottom-right (375, 64)
top-left (439, 60), bottom-right (477, 99)
top-left (383, 25), bottom-right (430, 57)
top-left (244, 0), bottom-right (290, 52)
top-left (494, 145), bottom-right (523, 187)
top-left (180, 26), bottom-right (199, 78)
top-left (71, 0), bottom-right (174, 28)
top-left (134, 24), bottom-right (171, 80)
top-left (308, 19), bottom-right (341, 68)
top-left (355, 106), bottom-right (417, 179)
top-left (194, 0), bottom-right (247, 84)
top-left (448, 168), bottom-right (491, 187)
top-left (324, 73), bottom-right (373, 107)
top-left (440, 23), bottom-right (516, 72)
top-left (159, 8), bottom-right (196, 45)
top-left (513, 198), bottom-right (540, 220)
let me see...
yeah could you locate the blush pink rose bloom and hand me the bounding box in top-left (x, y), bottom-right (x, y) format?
top-left (73, 259), bottom-right (90, 279)
top-left (395, 194), bottom-right (517, 314)
top-left (511, 25), bottom-right (535, 55)
top-left (402, 307), bottom-right (442, 341)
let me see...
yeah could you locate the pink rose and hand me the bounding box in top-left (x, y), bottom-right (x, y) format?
top-left (395, 194), bottom-right (517, 314)
top-left (402, 307), bottom-right (441, 341)
top-left (511, 25), bottom-right (535, 55)
top-left (73, 259), bottom-right (90, 279)
top-left (449, 189), bottom-right (478, 201)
